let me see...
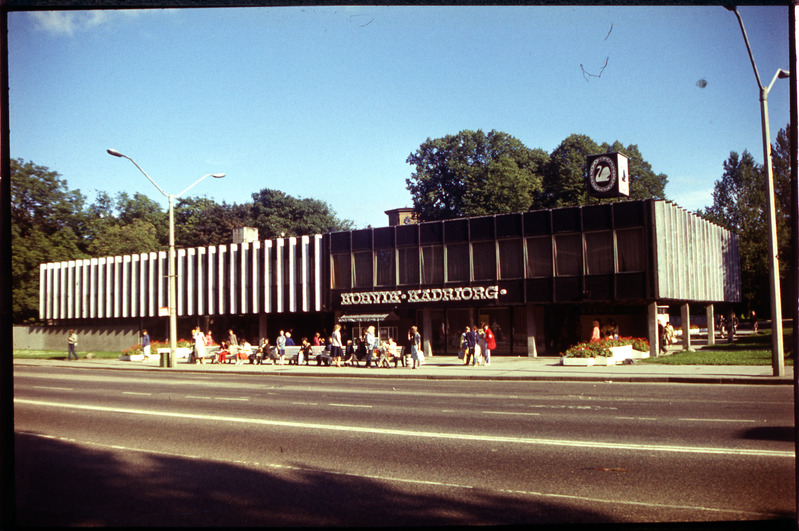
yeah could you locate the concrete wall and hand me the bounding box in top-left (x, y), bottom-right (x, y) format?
top-left (14, 325), bottom-right (139, 352)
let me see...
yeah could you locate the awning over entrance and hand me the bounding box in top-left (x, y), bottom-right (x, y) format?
top-left (338, 313), bottom-right (395, 323)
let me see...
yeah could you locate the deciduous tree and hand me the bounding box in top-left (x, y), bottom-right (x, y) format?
top-left (406, 129), bottom-right (547, 221)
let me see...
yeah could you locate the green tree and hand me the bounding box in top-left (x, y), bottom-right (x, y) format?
top-left (10, 159), bottom-right (89, 323)
top-left (699, 150), bottom-right (768, 313)
top-left (249, 189), bottom-right (353, 239)
top-left (537, 134), bottom-right (601, 209)
top-left (406, 129), bottom-right (548, 221)
top-left (87, 218), bottom-right (161, 257)
top-left (537, 135), bottom-right (668, 209)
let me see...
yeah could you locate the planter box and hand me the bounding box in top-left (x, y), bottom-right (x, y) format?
top-left (561, 356), bottom-right (596, 366)
top-left (157, 347), bottom-right (192, 359)
top-left (607, 344), bottom-right (633, 364)
top-left (119, 354), bottom-right (145, 362)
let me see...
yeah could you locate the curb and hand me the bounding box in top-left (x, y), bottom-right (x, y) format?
top-left (13, 359), bottom-right (794, 385)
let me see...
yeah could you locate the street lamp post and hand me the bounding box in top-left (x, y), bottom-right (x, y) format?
top-left (107, 149), bottom-right (225, 367)
top-left (728, 7), bottom-right (790, 377)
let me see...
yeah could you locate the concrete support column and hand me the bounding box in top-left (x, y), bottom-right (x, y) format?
top-left (648, 302), bottom-right (660, 357)
top-left (681, 303), bottom-right (692, 351)
top-left (526, 303), bottom-right (538, 357)
top-left (422, 307), bottom-right (433, 357)
top-left (706, 304), bottom-right (715, 346)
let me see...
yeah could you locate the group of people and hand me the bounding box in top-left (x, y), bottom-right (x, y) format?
top-left (460, 323), bottom-right (496, 366)
top-left (178, 323), bottom-right (426, 369)
top-left (589, 319), bottom-right (620, 343)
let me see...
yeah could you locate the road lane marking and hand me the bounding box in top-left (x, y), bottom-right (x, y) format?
top-left (482, 411), bottom-right (542, 417)
top-left (122, 392), bottom-right (152, 396)
top-left (329, 403), bottom-right (372, 408)
top-left (616, 417), bottom-right (658, 421)
top-left (15, 399), bottom-right (794, 458)
top-left (33, 386), bottom-right (73, 391)
top-left (218, 397), bottom-right (249, 402)
top-left (679, 418), bottom-right (757, 423)
top-left (17, 430), bottom-right (785, 521)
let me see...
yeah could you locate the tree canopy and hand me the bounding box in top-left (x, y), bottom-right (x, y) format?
top-left (699, 125), bottom-right (792, 316)
top-left (406, 130), bottom-right (548, 220)
top-left (408, 131), bottom-right (669, 220)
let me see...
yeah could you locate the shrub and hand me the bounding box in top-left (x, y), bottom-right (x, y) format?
top-left (562, 337), bottom-right (649, 358)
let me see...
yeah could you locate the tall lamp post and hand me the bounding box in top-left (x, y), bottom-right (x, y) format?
top-left (107, 149), bottom-right (225, 368)
top-left (728, 6), bottom-right (790, 377)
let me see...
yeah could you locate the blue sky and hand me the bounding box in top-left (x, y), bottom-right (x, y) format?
top-left (8, 5), bottom-right (790, 229)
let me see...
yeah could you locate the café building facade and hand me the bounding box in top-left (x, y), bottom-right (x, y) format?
top-left (37, 199), bottom-right (740, 357)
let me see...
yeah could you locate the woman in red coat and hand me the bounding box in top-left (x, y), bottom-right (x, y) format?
top-left (482, 323), bottom-right (497, 366)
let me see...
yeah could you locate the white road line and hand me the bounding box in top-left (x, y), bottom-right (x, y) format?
top-left (185, 396), bottom-right (213, 400)
top-left (616, 417), bottom-right (658, 421)
top-left (33, 386), bottom-right (73, 391)
top-left (18, 431), bottom-right (783, 520)
top-left (329, 403), bottom-right (372, 408)
top-left (218, 397), bottom-right (249, 402)
top-left (679, 418), bottom-right (757, 423)
top-left (122, 392), bottom-right (152, 396)
top-left (482, 411), bottom-right (542, 417)
top-left (15, 399), bottom-right (794, 458)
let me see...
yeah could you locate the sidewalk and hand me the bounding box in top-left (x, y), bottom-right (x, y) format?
top-left (13, 353), bottom-right (794, 385)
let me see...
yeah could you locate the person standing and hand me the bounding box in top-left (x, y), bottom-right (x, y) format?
top-left (330, 324), bottom-right (343, 367)
top-left (463, 326), bottom-right (477, 366)
top-left (141, 329), bottom-right (151, 362)
top-left (482, 323), bottom-right (496, 366)
top-left (276, 330), bottom-right (287, 365)
top-left (364, 325), bottom-right (376, 368)
top-left (410, 325), bottom-right (422, 369)
top-left (194, 327), bottom-right (207, 364)
top-left (590, 320), bottom-right (602, 343)
top-left (67, 329), bottom-right (78, 361)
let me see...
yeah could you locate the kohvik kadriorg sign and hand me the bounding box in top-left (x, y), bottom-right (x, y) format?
top-left (341, 285), bottom-right (508, 305)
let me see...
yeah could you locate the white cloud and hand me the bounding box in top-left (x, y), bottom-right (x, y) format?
top-left (30, 11), bottom-right (114, 36)
top-left (29, 9), bottom-right (172, 37)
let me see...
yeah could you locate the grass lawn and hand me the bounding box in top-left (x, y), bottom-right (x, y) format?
top-left (13, 350), bottom-right (123, 360)
top-left (642, 329), bottom-right (793, 366)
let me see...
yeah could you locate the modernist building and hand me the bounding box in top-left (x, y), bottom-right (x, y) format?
top-left (37, 199), bottom-right (740, 357)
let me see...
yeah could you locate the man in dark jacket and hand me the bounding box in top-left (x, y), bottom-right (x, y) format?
top-left (464, 326), bottom-right (478, 366)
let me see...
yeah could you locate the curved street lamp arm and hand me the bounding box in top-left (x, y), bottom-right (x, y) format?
top-left (729, 6), bottom-right (763, 90)
top-left (176, 173), bottom-right (225, 199)
top-left (106, 149), bottom-right (169, 198)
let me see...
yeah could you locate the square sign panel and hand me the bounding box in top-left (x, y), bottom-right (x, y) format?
top-left (586, 152), bottom-right (629, 198)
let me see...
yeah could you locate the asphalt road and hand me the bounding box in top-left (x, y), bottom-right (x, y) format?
top-left (13, 366), bottom-right (797, 527)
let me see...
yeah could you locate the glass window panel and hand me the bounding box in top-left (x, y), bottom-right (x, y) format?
top-left (421, 245), bottom-right (443, 284)
top-left (617, 228), bottom-right (645, 272)
top-left (499, 239), bottom-right (523, 279)
top-left (376, 248), bottom-right (395, 286)
top-left (353, 251), bottom-right (372, 288)
top-left (584, 231), bottom-right (614, 274)
top-left (472, 241), bottom-right (497, 280)
top-left (398, 247), bottom-right (419, 285)
top-left (526, 236), bottom-right (552, 278)
top-left (555, 234), bottom-right (581, 276)
top-left (446, 243), bottom-right (470, 282)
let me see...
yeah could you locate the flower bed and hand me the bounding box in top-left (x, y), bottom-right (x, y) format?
top-left (120, 338), bottom-right (194, 361)
top-left (561, 337), bottom-right (650, 366)
top-left (562, 337), bottom-right (649, 358)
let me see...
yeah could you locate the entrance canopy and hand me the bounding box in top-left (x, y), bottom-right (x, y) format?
top-left (338, 313), bottom-right (391, 323)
